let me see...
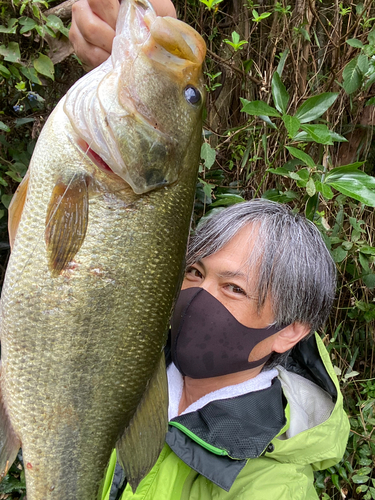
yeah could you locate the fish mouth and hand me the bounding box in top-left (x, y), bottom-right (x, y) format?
top-left (143, 12), bottom-right (205, 67)
top-left (64, 0), bottom-right (206, 195)
top-left (121, 0), bottom-right (206, 74)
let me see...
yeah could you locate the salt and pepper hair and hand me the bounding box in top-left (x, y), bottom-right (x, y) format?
top-left (186, 200), bottom-right (336, 365)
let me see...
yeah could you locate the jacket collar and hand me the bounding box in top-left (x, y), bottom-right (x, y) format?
top-left (166, 377), bottom-right (287, 491)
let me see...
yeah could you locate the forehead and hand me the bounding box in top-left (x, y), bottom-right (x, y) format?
top-left (202, 224), bottom-right (260, 273)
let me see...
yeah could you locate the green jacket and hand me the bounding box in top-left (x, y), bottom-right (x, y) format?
top-left (102, 334), bottom-right (349, 500)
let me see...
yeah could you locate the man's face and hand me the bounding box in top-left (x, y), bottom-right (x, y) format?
top-left (181, 225), bottom-right (279, 363)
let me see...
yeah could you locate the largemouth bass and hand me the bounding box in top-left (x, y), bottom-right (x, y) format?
top-left (0, 0), bottom-right (205, 498)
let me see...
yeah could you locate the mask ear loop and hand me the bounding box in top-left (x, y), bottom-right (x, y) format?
top-left (244, 322), bottom-right (292, 369)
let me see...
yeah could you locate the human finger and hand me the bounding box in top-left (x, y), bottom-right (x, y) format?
top-left (86, 0), bottom-right (120, 29)
top-left (71, 0), bottom-right (116, 54)
top-left (69, 15), bottom-right (112, 70)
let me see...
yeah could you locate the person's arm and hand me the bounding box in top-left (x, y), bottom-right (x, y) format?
top-left (69, 0), bottom-right (176, 71)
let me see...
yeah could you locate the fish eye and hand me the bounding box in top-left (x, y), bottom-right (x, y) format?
top-left (184, 85), bottom-right (201, 106)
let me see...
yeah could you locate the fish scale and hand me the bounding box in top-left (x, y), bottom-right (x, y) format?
top-left (0, 0), bottom-right (205, 497)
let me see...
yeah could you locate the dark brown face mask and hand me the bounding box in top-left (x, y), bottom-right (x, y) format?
top-left (171, 287), bottom-right (286, 379)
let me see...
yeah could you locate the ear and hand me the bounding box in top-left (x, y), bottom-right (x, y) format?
top-left (271, 323), bottom-right (311, 354)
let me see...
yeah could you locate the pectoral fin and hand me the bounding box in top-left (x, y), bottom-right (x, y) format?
top-left (45, 174), bottom-right (89, 277)
top-left (116, 354), bottom-right (168, 492)
top-left (0, 373), bottom-right (21, 481)
top-left (8, 170), bottom-right (30, 251)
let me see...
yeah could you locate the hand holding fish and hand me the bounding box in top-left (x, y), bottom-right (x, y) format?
top-left (69, 0), bottom-right (177, 70)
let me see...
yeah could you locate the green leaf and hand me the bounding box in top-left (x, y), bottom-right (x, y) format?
top-left (349, 216), bottom-right (365, 232)
top-left (240, 98), bottom-right (281, 117)
top-left (359, 245), bottom-right (375, 255)
top-left (332, 246), bottom-right (348, 263)
top-left (20, 66), bottom-right (43, 85)
top-left (342, 241), bottom-right (353, 251)
top-left (210, 194), bottom-right (245, 207)
top-left (0, 18), bottom-right (18, 34)
top-left (352, 474), bottom-right (370, 484)
top-left (299, 27), bottom-right (311, 42)
top-left (46, 15), bottom-right (69, 37)
top-left (300, 124), bottom-right (334, 145)
top-left (0, 42), bottom-right (21, 63)
top-left (286, 146), bottom-right (315, 168)
top-left (363, 273), bottom-right (375, 289)
top-left (327, 166), bottom-right (375, 188)
top-left (46, 14), bottom-right (64, 31)
top-left (282, 115), bottom-right (300, 138)
top-left (32, 4), bottom-right (40, 19)
top-left (271, 72), bottom-right (289, 114)
top-left (258, 115), bottom-right (277, 129)
top-left (305, 193), bottom-right (318, 220)
top-left (19, 17), bottom-right (37, 34)
top-left (325, 166), bottom-right (375, 206)
top-left (8, 65), bottom-right (21, 80)
top-left (343, 58), bottom-right (362, 94)
top-left (357, 54), bottom-right (369, 74)
top-left (261, 189), bottom-right (298, 202)
top-left (295, 93), bottom-right (338, 123)
top-left (325, 162), bottom-right (366, 178)
top-left (198, 178), bottom-right (215, 199)
top-left (347, 39), bottom-right (364, 48)
top-left (359, 252), bottom-right (370, 272)
top-left (359, 458), bottom-right (373, 466)
top-left (267, 167), bottom-right (295, 176)
top-left (200, 143), bottom-right (216, 169)
top-left (231, 31), bottom-right (240, 44)
top-left (33, 53), bottom-right (54, 80)
top-left (9, 162), bottom-right (27, 176)
top-left (327, 180), bottom-right (375, 205)
top-left (331, 474), bottom-right (341, 491)
top-left (358, 467), bottom-right (374, 475)
top-left (1, 194), bottom-right (12, 209)
top-left (276, 49), bottom-right (289, 77)
top-left (0, 64), bottom-right (11, 78)
top-left (306, 178), bottom-right (316, 197)
top-left (315, 181), bottom-right (334, 199)
top-left (368, 27), bottom-right (375, 45)
top-left (290, 169), bottom-right (309, 181)
top-left (294, 130), bottom-right (347, 143)
top-left (6, 171), bottom-right (22, 182)
top-left (0, 121), bottom-right (10, 133)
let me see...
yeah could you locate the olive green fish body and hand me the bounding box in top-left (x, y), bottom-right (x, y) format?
top-left (0, 1), bottom-right (205, 497)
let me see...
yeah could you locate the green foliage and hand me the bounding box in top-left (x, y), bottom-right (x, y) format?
top-left (251, 9), bottom-right (272, 22)
top-left (186, 2), bottom-right (375, 495)
top-left (0, 0), bottom-right (80, 225)
top-left (198, 0), bottom-right (223, 12)
top-left (342, 28), bottom-right (375, 95)
top-left (223, 32), bottom-right (248, 52)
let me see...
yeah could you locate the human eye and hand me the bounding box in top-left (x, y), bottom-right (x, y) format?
top-left (185, 266), bottom-right (203, 281)
top-left (225, 283), bottom-right (247, 296)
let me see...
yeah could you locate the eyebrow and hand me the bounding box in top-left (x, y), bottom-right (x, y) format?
top-left (193, 260), bottom-right (248, 280)
top-left (216, 270), bottom-right (248, 279)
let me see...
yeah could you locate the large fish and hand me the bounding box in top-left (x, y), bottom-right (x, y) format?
top-left (0, 0), bottom-right (205, 498)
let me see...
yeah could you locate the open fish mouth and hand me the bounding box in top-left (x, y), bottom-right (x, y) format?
top-left (119, 0), bottom-right (205, 68)
top-left (64, 0), bottom-right (206, 195)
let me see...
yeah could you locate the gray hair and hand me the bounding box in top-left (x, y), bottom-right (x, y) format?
top-left (186, 200), bottom-right (336, 367)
